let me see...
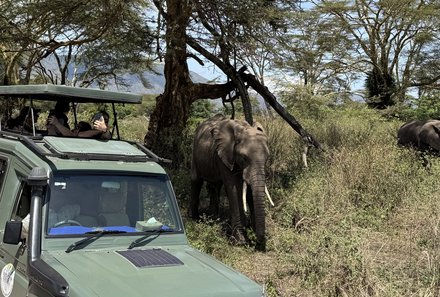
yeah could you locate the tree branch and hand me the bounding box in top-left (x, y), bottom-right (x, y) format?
top-left (190, 81), bottom-right (234, 102)
top-left (241, 71), bottom-right (322, 150)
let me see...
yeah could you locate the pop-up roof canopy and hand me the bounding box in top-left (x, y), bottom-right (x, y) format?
top-left (0, 84), bottom-right (142, 104)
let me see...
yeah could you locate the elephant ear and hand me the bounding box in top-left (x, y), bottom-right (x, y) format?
top-left (212, 120), bottom-right (240, 171)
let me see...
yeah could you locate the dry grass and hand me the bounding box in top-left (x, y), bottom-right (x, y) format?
top-left (180, 107), bottom-right (440, 297)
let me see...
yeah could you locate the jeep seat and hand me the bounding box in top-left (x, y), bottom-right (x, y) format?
top-left (72, 183), bottom-right (100, 227)
top-left (98, 188), bottom-right (130, 226)
top-left (75, 195), bottom-right (99, 227)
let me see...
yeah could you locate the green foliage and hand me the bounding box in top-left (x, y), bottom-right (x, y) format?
top-left (280, 84), bottom-right (337, 121)
top-left (365, 68), bottom-right (396, 108)
top-left (185, 216), bottom-right (230, 257)
top-left (188, 99), bottom-right (217, 121)
top-left (399, 93), bottom-right (440, 120)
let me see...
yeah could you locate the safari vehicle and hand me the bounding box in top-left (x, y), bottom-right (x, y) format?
top-left (0, 84), bottom-right (264, 297)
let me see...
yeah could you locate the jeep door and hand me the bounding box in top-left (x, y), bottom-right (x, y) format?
top-left (0, 157), bottom-right (30, 297)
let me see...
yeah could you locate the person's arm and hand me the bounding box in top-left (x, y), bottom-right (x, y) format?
top-left (77, 129), bottom-right (103, 138)
top-left (91, 117), bottom-right (112, 140)
top-left (47, 116), bottom-right (76, 136)
top-left (100, 130), bottom-right (112, 140)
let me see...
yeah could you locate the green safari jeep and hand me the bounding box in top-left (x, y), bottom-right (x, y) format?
top-left (0, 85), bottom-right (264, 297)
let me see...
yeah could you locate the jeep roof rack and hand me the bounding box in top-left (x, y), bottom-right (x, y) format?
top-left (0, 84), bottom-right (144, 139)
top-left (0, 84), bottom-right (142, 103)
top-left (0, 130), bottom-right (171, 164)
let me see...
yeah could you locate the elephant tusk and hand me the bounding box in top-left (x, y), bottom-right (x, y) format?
top-left (265, 186), bottom-right (275, 207)
top-left (242, 182), bottom-right (247, 212)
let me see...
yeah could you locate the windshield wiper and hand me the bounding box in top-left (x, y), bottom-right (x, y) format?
top-left (65, 230), bottom-right (126, 253)
top-left (128, 227), bottom-right (173, 249)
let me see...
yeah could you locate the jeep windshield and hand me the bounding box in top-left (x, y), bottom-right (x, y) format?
top-left (46, 173), bottom-right (183, 236)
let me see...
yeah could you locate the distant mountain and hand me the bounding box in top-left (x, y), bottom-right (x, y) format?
top-left (110, 64), bottom-right (209, 95)
top-left (39, 58), bottom-right (209, 95)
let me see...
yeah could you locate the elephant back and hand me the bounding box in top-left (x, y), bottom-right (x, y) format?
top-left (397, 120), bottom-right (424, 147)
top-left (419, 120), bottom-right (440, 152)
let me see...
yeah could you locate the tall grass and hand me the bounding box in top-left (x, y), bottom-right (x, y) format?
top-left (178, 106), bottom-right (440, 297)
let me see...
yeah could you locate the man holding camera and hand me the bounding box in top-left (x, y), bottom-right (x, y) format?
top-left (82, 111), bottom-right (111, 140)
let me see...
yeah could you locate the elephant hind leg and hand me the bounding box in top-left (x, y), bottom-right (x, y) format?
top-left (189, 179), bottom-right (203, 219)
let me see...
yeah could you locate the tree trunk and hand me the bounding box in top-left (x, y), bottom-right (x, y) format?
top-left (144, 1), bottom-right (193, 163)
top-left (146, 1), bottom-right (236, 164)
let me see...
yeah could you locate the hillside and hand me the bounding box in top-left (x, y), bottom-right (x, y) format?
top-left (106, 64), bottom-right (210, 95)
top-left (39, 58), bottom-right (210, 95)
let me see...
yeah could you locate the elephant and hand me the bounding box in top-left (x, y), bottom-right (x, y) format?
top-left (397, 119), bottom-right (440, 152)
top-left (189, 114), bottom-right (273, 251)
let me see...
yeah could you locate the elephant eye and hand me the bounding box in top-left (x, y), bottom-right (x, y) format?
top-left (239, 155), bottom-right (249, 164)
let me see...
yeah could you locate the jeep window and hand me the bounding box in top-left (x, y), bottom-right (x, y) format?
top-left (46, 174), bottom-right (182, 235)
top-left (13, 184), bottom-right (31, 221)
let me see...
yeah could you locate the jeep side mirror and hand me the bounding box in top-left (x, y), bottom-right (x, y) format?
top-left (3, 221), bottom-right (23, 245)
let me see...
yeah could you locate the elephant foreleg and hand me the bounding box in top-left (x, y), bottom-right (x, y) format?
top-left (246, 188), bottom-right (255, 230)
top-left (224, 182), bottom-right (246, 244)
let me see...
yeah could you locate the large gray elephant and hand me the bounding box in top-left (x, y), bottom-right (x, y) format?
top-left (189, 114), bottom-right (271, 251)
top-left (397, 119), bottom-right (440, 152)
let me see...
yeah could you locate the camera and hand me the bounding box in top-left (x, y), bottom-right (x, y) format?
top-left (93, 112), bottom-right (103, 122)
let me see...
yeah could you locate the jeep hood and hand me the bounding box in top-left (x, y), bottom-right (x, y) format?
top-left (46, 247), bottom-right (262, 297)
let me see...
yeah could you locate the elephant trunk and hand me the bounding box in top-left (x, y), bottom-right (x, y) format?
top-left (247, 170), bottom-right (267, 251)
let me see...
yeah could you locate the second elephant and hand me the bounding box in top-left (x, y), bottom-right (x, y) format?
top-left (189, 114), bottom-right (271, 251)
top-left (397, 119), bottom-right (440, 152)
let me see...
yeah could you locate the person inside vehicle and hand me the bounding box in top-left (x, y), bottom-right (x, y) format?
top-left (81, 110), bottom-right (111, 140)
top-left (6, 106), bottom-right (42, 135)
top-left (47, 110), bottom-right (111, 140)
top-left (46, 100), bottom-right (71, 136)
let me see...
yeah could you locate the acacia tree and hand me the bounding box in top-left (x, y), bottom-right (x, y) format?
top-left (145, 0), bottom-right (236, 163)
top-left (273, 8), bottom-right (359, 96)
top-left (317, 0), bottom-right (440, 108)
top-left (146, 0), bottom-right (321, 162)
